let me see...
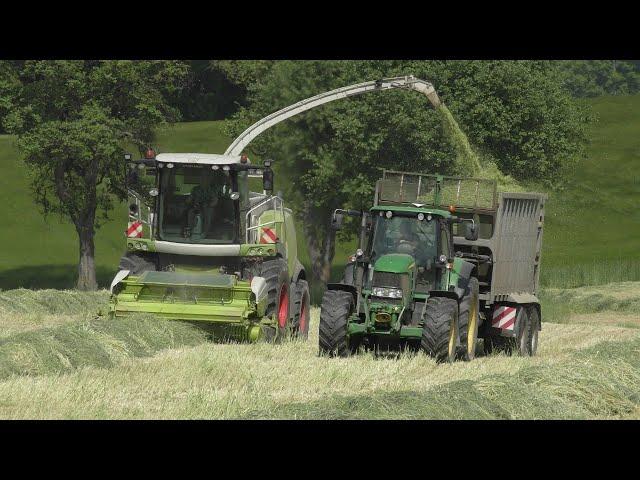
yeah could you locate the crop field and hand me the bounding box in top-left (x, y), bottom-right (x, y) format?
top-left (0, 284), bottom-right (638, 419)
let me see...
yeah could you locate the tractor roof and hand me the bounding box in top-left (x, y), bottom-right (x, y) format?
top-left (155, 153), bottom-right (244, 165)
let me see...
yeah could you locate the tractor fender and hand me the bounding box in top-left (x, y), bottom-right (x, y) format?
top-left (454, 260), bottom-right (476, 299)
top-left (327, 283), bottom-right (358, 303)
top-left (429, 290), bottom-right (461, 303)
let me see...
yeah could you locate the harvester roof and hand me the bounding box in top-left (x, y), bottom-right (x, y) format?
top-left (155, 153), bottom-right (244, 165)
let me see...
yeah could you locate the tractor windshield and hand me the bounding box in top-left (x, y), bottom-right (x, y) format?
top-left (370, 213), bottom-right (437, 268)
top-left (157, 165), bottom-right (238, 243)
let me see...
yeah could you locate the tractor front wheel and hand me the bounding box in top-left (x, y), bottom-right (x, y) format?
top-left (421, 297), bottom-right (459, 363)
top-left (319, 290), bottom-right (355, 357)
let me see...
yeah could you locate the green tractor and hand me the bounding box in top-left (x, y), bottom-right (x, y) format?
top-left (320, 170), bottom-right (546, 361)
top-left (109, 151), bottom-right (309, 342)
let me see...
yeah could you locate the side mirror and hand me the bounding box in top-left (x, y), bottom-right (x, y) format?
top-left (331, 212), bottom-right (344, 231)
top-left (263, 167), bottom-right (274, 193)
top-left (464, 222), bottom-right (479, 241)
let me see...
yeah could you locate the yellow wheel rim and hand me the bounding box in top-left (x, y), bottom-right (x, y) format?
top-left (448, 315), bottom-right (457, 360)
top-left (467, 294), bottom-right (478, 355)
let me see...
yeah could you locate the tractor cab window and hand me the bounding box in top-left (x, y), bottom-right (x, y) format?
top-left (439, 222), bottom-right (451, 259)
top-left (158, 165), bottom-right (237, 243)
top-left (370, 213), bottom-right (437, 268)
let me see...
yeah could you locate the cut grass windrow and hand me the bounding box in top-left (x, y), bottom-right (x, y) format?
top-left (0, 316), bottom-right (209, 381)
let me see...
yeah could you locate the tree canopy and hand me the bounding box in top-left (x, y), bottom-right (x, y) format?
top-left (224, 60), bottom-right (592, 284)
top-left (0, 60), bottom-right (188, 289)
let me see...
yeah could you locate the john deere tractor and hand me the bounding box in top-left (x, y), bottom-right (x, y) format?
top-left (109, 151), bottom-right (309, 342)
top-left (319, 170), bottom-right (546, 361)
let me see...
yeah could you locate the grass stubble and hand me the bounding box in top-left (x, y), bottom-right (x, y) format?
top-left (0, 287), bottom-right (638, 419)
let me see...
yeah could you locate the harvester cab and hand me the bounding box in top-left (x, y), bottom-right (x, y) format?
top-left (320, 169), bottom-right (546, 362)
top-left (109, 150), bottom-right (310, 343)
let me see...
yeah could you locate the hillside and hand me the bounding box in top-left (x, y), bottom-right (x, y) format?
top-left (0, 95), bottom-right (639, 291)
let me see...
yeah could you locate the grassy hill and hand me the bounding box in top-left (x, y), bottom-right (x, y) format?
top-left (0, 95), bottom-right (639, 291)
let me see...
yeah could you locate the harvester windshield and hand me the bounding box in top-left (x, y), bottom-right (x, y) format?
top-left (158, 165), bottom-right (238, 243)
top-left (370, 214), bottom-right (437, 267)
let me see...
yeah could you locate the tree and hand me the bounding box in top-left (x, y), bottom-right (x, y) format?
top-left (226, 60), bottom-right (590, 286)
top-left (0, 60), bottom-right (189, 290)
top-left (555, 60), bottom-right (640, 97)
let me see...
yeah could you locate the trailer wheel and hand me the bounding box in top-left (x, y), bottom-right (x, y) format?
top-left (260, 258), bottom-right (290, 342)
top-left (421, 297), bottom-right (459, 363)
top-left (526, 306), bottom-right (540, 356)
top-left (319, 290), bottom-right (356, 357)
top-left (484, 306), bottom-right (531, 356)
top-left (118, 252), bottom-right (156, 275)
top-left (292, 279), bottom-right (310, 340)
top-left (457, 278), bottom-right (479, 361)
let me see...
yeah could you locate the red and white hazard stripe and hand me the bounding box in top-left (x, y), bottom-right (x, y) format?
top-left (127, 221), bottom-right (143, 238)
top-left (492, 305), bottom-right (516, 330)
top-left (260, 227), bottom-right (278, 244)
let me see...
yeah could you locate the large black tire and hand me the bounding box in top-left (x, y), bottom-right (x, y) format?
top-left (526, 305), bottom-right (540, 356)
top-left (292, 279), bottom-right (310, 340)
top-left (118, 252), bottom-right (156, 275)
top-left (318, 290), bottom-right (356, 357)
top-left (259, 258), bottom-right (290, 342)
top-left (484, 306), bottom-right (531, 356)
top-left (457, 277), bottom-right (480, 361)
top-left (421, 297), bottom-right (459, 363)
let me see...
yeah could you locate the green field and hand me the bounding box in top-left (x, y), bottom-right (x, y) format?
top-left (0, 286), bottom-right (638, 419)
top-left (0, 95), bottom-right (639, 292)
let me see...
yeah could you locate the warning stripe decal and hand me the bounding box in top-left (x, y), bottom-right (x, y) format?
top-left (260, 227), bottom-right (278, 244)
top-left (127, 221), bottom-right (143, 238)
top-left (492, 306), bottom-right (516, 330)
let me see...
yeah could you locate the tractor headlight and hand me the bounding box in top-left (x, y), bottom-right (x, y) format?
top-left (372, 287), bottom-right (403, 299)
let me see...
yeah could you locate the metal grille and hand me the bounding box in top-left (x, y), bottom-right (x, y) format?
top-left (372, 271), bottom-right (401, 288)
top-left (377, 170), bottom-right (497, 211)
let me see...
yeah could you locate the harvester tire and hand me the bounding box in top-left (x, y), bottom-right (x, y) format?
top-left (260, 258), bottom-right (290, 342)
top-left (457, 278), bottom-right (480, 361)
top-left (292, 279), bottom-right (311, 340)
top-left (319, 290), bottom-right (355, 357)
top-left (421, 297), bottom-right (459, 363)
top-left (118, 252), bottom-right (156, 275)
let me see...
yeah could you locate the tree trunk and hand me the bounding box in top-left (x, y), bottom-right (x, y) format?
top-left (301, 202), bottom-right (337, 288)
top-left (76, 222), bottom-right (97, 291)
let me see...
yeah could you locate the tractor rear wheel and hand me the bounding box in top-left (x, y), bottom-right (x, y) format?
top-left (457, 277), bottom-right (479, 361)
top-left (421, 297), bottom-right (459, 363)
top-left (260, 258), bottom-right (290, 342)
top-left (292, 279), bottom-right (311, 340)
top-left (319, 290), bottom-right (355, 357)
